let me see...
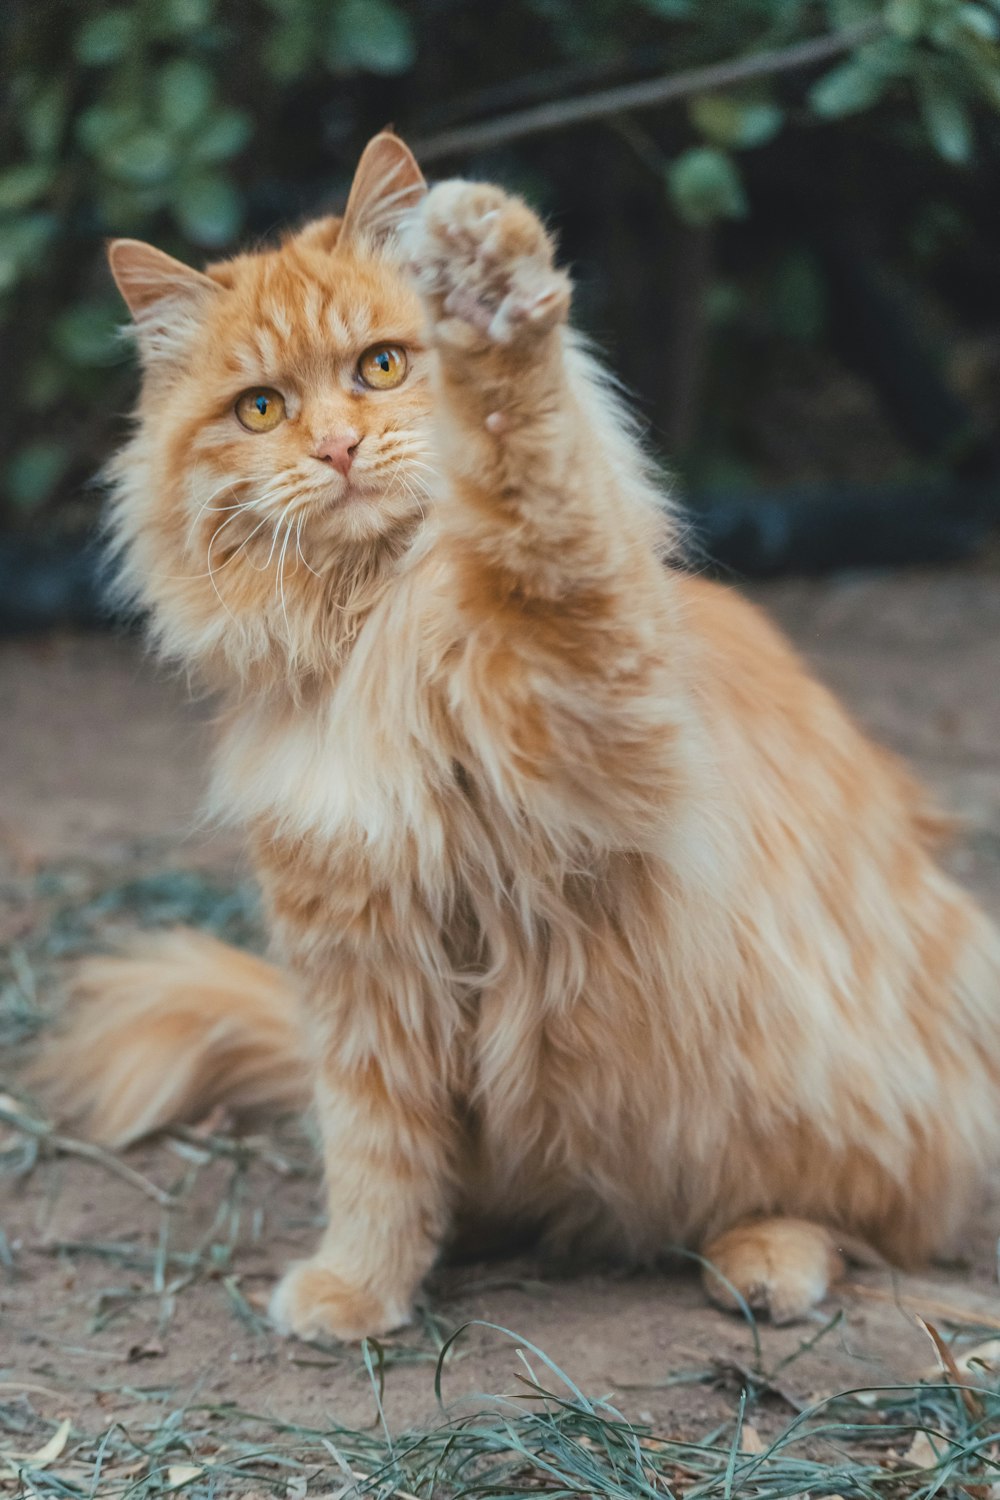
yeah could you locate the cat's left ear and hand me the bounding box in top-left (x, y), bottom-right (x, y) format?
top-left (108, 239), bottom-right (219, 365)
top-left (340, 131), bottom-right (426, 248)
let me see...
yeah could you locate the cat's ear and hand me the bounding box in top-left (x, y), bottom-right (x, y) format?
top-left (108, 239), bottom-right (218, 364)
top-left (340, 131), bottom-right (426, 248)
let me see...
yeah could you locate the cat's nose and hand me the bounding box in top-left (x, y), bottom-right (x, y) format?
top-left (313, 430), bottom-right (361, 476)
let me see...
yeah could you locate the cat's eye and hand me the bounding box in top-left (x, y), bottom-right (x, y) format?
top-left (235, 388), bottom-right (287, 432)
top-left (358, 344), bottom-right (408, 391)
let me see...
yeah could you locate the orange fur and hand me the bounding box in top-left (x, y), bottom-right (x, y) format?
top-left (37, 931), bottom-right (306, 1145)
top-left (42, 134), bottom-right (1000, 1339)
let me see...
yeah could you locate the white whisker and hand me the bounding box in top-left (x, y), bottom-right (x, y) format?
top-left (276, 515), bottom-right (295, 638)
top-left (296, 513), bottom-right (322, 578)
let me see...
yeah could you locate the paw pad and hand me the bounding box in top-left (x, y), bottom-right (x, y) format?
top-left (402, 180), bottom-right (570, 346)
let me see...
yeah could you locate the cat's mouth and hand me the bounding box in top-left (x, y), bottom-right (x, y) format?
top-left (303, 477), bottom-right (371, 512)
top-left (325, 472), bottom-right (388, 510)
top-left (333, 481), bottom-right (375, 509)
top-left (301, 465), bottom-right (408, 519)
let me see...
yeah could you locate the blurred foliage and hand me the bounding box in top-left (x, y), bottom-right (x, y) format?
top-left (2, 0), bottom-right (1000, 522)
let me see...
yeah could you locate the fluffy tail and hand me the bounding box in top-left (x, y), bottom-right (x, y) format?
top-left (35, 929), bottom-right (308, 1147)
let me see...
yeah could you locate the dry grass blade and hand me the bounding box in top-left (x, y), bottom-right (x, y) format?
top-left (2, 1418), bottom-right (72, 1468)
top-left (0, 1103), bottom-right (176, 1209)
top-left (842, 1281), bottom-right (1000, 1332)
top-left (916, 1317), bottom-right (986, 1419)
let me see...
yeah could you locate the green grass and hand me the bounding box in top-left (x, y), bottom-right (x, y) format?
top-left (2, 1322), bottom-right (999, 1497)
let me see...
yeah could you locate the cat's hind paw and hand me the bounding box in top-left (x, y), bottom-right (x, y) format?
top-left (401, 180), bottom-right (571, 349)
top-left (701, 1218), bottom-right (846, 1325)
top-left (269, 1257), bottom-right (413, 1343)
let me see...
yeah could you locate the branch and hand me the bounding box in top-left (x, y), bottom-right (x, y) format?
top-left (410, 20), bottom-right (883, 163)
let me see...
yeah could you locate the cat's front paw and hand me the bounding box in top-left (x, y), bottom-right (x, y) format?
top-left (269, 1257), bottom-right (413, 1343)
top-left (401, 180), bottom-right (571, 348)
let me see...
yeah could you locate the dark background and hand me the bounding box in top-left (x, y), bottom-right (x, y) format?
top-left (3, 0), bottom-right (1000, 624)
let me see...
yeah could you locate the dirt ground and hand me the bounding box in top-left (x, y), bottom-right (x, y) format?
top-left (2, 568), bottom-right (999, 1464)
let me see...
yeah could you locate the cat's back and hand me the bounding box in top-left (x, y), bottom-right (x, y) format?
top-left (674, 570), bottom-right (940, 841)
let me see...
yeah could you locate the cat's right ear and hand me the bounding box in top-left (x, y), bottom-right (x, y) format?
top-left (107, 239), bottom-right (217, 364)
top-left (341, 132), bottom-right (426, 248)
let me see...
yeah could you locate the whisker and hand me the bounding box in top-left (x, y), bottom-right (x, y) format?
top-left (203, 510), bottom-right (253, 626)
top-left (276, 514), bottom-right (295, 638)
top-left (205, 508), bottom-right (275, 580)
top-left (150, 506), bottom-right (272, 583)
top-left (296, 513), bottom-right (322, 578)
top-left (251, 496), bottom-right (299, 573)
top-left (185, 481), bottom-right (246, 547)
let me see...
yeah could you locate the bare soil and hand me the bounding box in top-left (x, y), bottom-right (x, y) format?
top-left (1, 569), bottom-right (999, 1455)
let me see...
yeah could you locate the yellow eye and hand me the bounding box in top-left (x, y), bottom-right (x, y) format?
top-left (235, 388), bottom-right (286, 432)
top-left (358, 344), bottom-right (407, 391)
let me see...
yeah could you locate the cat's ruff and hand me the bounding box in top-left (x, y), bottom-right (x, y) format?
top-left (40, 132), bottom-right (1000, 1340)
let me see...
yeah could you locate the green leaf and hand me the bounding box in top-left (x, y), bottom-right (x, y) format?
top-left (667, 147), bottom-right (747, 228)
top-left (105, 129), bottom-right (177, 185)
top-left (189, 107), bottom-right (254, 163)
top-left (703, 279), bottom-right (743, 326)
top-left (690, 94), bottom-right (784, 149)
top-left (157, 0), bottom-right (212, 34)
top-left (52, 302), bottom-right (123, 367)
top-left (173, 171), bottom-right (243, 246)
top-left (957, 2), bottom-right (1000, 39)
top-left (917, 71), bottom-right (974, 161)
top-left (74, 9), bottom-right (137, 66)
top-left (96, 182), bottom-right (168, 232)
top-left (809, 54), bottom-right (891, 115)
top-left (265, 19), bottom-right (318, 81)
top-left (5, 440), bottom-right (71, 512)
top-left (929, 10), bottom-right (959, 43)
top-left (635, 0), bottom-right (693, 15)
top-left (0, 163), bottom-right (56, 211)
top-left (25, 356), bottom-right (69, 412)
top-left (157, 58), bottom-right (215, 133)
top-left (828, 0), bottom-right (875, 26)
top-left (0, 215), bottom-right (56, 292)
top-left (885, 0), bottom-right (924, 39)
top-left (77, 103), bottom-right (142, 157)
top-left (328, 0), bottom-right (417, 74)
top-left (22, 81), bottom-right (69, 159)
top-left (966, 46), bottom-right (1000, 107)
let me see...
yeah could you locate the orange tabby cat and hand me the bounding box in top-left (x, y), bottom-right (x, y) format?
top-left (42, 133), bottom-right (1000, 1338)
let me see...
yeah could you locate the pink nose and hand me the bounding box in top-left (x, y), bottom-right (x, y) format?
top-left (313, 430), bottom-right (361, 476)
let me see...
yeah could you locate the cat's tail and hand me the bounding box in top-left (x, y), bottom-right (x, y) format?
top-left (35, 929), bottom-right (308, 1147)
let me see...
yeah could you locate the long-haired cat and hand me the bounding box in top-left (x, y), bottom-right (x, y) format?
top-left (40, 133), bottom-right (1000, 1338)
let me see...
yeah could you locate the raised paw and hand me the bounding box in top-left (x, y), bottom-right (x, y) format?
top-left (701, 1217), bottom-right (846, 1325)
top-left (269, 1256), bottom-right (413, 1343)
top-left (400, 180), bottom-right (571, 348)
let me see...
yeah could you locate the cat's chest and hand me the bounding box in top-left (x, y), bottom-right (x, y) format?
top-left (212, 693), bottom-right (449, 862)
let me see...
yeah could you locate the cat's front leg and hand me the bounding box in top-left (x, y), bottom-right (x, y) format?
top-left (401, 182), bottom-right (684, 843)
top-left (400, 179), bottom-right (584, 582)
top-left (269, 954), bottom-right (454, 1343)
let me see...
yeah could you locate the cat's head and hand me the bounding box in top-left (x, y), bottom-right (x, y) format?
top-left (108, 132), bottom-right (432, 684)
